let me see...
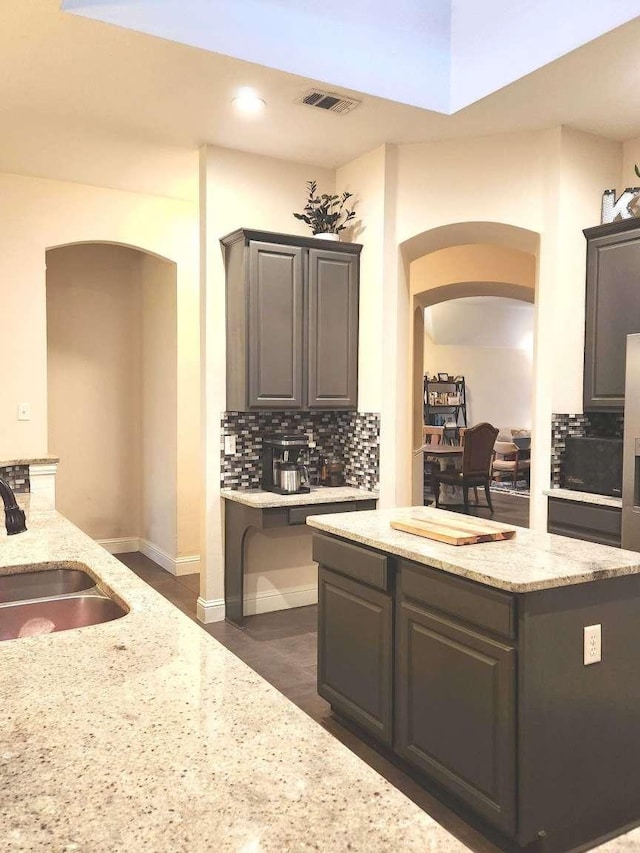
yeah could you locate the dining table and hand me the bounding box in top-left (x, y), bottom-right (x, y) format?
top-left (422, 443), bottom-right (464, 506)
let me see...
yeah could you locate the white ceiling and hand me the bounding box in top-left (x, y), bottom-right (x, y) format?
top-left (2, 1), bottom-right (640, 201)
top-left (425, 297), bottom-right (534, 349)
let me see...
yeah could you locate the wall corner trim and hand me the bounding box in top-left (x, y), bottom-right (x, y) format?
top-left (140, 538), bottom-right (200, 576)
top-left (98, 537), bottom-right (141, 555)
top-left (197, 596), bottom-right (225, 623)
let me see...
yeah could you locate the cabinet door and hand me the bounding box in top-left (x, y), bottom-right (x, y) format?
top-left (396, 598), bottom-right (516, 835)
top-left (307, 249), bottom-right (358, 409)
top-left (248, 241), bottom-right (304, 408)
top-left (584, 224), bottom-right (640, 411)
top-left (318, 567), bottom-right (393, 746)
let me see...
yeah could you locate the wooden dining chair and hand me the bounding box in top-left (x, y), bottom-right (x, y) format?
top-left (433, 422), bottom-right (499, 513)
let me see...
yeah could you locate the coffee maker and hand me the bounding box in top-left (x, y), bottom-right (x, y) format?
top-left (261, 435), bottom-right (311, 495)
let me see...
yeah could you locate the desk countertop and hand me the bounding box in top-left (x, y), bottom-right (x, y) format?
top-left (221, 485), bottom-right (378, 508)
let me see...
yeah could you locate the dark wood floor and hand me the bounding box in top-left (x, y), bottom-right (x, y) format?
top-left (447, 489), bottom-right (530, 528)
top-left (118, 495), bottom-right (530, 853)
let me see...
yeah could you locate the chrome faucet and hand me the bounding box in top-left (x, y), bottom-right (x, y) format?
top-left (0, 477), bottom-right (27, 535)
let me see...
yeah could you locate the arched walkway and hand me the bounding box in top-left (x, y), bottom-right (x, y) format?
top-left (46, 240), bottom-right (181, 566)
top-left (400, 223), bottom-right (540, 511)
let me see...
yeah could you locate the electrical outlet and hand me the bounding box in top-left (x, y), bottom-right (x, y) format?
top-left (224, 434), bottom-right (237, 456)
top-left (306, 431), bottom-right (316, 449)
top-left (584, 624), bottom-right (602, 665)
top-left (17, 402), bottom-right (30, 421)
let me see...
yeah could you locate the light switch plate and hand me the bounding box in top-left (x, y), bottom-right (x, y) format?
top-left (224, 434), bottom-right (236, 456)
top-left (17, 402), bottom-right (30, 421)
top-left (584, 624), bottom-right (602, 665)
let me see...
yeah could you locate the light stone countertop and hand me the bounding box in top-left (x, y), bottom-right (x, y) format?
top-left (544, 487), bottom-right (622, 509)
top-left (0, 495), bottom-right (465, 853)
top-left (0, 455), bottom-right (59, 467)
top-left (306, 505), bottom-right (640, 592)
top-left (221, 485), bottom-right (378, 508)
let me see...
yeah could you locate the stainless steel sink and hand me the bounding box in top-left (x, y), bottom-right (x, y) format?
top-left (0, 564), bottom-right (128, 641)
top-left (0, 594), bottom-right (126, 641)
top-left (0, 567), bottom-right (96, 603)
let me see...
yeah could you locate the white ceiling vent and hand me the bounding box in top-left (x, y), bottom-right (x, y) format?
top-left (296, 89), bottom-right (361, 115)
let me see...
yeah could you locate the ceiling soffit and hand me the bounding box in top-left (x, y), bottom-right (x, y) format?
top-left (63, 0), bottom-right (640, 113)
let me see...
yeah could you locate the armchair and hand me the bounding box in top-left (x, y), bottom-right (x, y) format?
top-left (492, 440), bottom-right (531, 489)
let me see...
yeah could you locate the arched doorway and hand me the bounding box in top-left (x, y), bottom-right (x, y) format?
top-left (46, 241), bottom-right (185, 571)
top-left (400, 223), bottom-right (540, 518)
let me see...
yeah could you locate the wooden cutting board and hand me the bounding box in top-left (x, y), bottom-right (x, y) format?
top-left (390, 512), bottom-right (516, 546)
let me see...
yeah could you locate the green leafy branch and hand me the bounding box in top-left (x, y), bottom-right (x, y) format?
top-left (293, 180), bottom-right (357, 234)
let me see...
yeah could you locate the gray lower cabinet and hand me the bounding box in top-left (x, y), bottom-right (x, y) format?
top-left (222, 228), bottom-right (361, 411)
top-left (315, 532), bottom-right (640, 849)
top-left (317, 566), bottom-right (393, 746)
top-left (395, 597), bottom-right (517, 835)
top-left (584, 219), bottom-right (640, 411)
top-left (547, 497), bottom-right (621, 546)
top-left (314, 532), bottom-right (516, 831)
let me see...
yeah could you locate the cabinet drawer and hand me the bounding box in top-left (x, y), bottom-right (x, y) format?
top-left (398, 560), bottom-right (516, 640)
top-left (290, 502), bottom-right (357, 526)
top-left (548, 498), bottom-right (621, 546)
top-left (312, 534), bottom-right (389, 591)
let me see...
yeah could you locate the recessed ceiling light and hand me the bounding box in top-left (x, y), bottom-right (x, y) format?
top-left (232, 87), bottom-right (266, 116)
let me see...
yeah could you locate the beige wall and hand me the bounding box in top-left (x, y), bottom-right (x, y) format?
top-left (621, 136), bottom-right (640, 189)
top-left (199, 145), bottom-right (335, 615)
top-left (336, 145), bottom-right (388, 414)
top-left (338, 127), bottom-right (622, 529)
top-left (0, 170), bottom-right (199, 560)
top-left (47, 244), bottom-right (143, 540)
top-left (141, 254), bottom-right (178, 556)
top-left (424, 338), bottom-right (533, 429)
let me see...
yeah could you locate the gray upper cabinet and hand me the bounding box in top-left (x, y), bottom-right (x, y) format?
top-left (307, 248), bottom-right (359, 408)
top-left (584, 219), bottom-right (640, 411)
top-left (222, 228), bottom-right (361, 411)
top-left (248, 241), bottom-right (304, 408)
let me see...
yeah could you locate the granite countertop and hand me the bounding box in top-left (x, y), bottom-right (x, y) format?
top-left (0, 496), bottom-right (463, 853)
top-left (221, 485), bottom-right (378, 508)
top-left (305, 505), bottom-right (640, 593)
top-left (544, 487), bottom-right (622, 509)
top-left (0, 455), bottom-right (59, 467)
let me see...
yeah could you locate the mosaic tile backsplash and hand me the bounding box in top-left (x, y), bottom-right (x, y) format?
top-left (221, 411), bottom-right (380, 492)
top-left (0, 464), bottom-right (30, 494)
top-left (551, 413), bottom-right (624, 487)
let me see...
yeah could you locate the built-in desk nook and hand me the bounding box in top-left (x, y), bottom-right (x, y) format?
top-left (221, 487), bottom-right (377, 627)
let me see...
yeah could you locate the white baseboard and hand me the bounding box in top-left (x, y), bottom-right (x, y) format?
top-left (244, 583), bottom-right (318, 616)
top-left (196, 583), bottom-right (318, 625)
top-left (98, 537), bottom-right (141, 555)
top-left (97, 537), bottom-right (200, 576)
top-left (139, 539), bottom-right (200, 577)
top-left (197, 596), bottom-right (225, 623)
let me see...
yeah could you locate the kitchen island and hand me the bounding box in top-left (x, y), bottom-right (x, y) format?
top-left (0, 496), bottom-right (466, 852)
top-left (307, 505), bottom-right (640, 853)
